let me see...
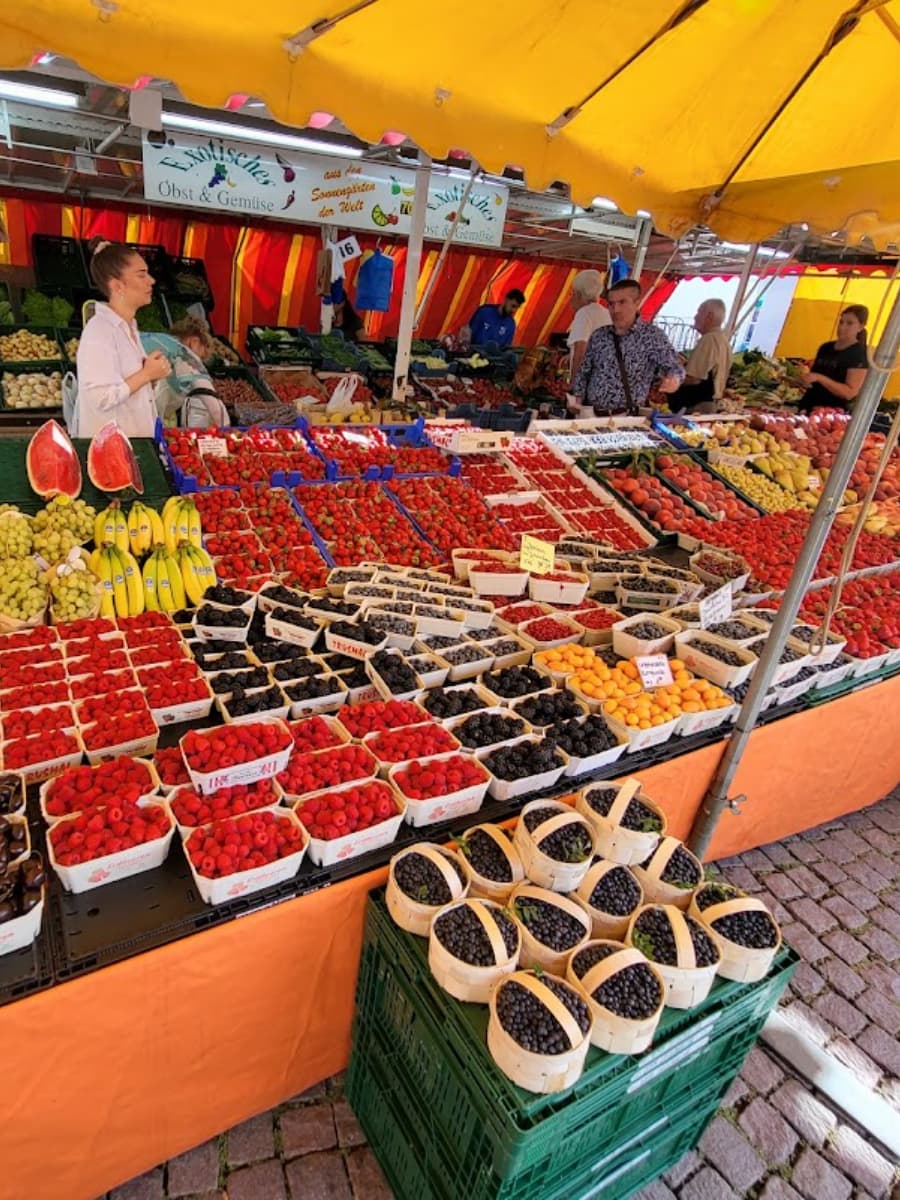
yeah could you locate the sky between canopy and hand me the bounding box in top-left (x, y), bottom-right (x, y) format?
top-left (2, 0), bottom-right (900, 246)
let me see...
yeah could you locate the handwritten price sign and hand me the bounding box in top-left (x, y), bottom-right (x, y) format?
top-left (634, 654), bottom-right (674, 690)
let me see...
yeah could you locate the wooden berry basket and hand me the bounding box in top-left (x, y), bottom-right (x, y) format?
top-left (457, 822), bottom-right (525, 903)
top-left (509, 882), bottom-right (591, 973)
top-left (428, 897), bottom-right (521, 1004)
top-left (487, 970), bottom-right (593, 1094)
top-left (386, 844), bottom-right (470, 936)
top-left (566, 940), bottom-right (665, 1054)
top-left (627, 904), bottom-right (720, 1010)
top-left (575, 777), bottom-right (666, 866)
top-left (573, 860), bottom-right (644, 940)
top-left (513, 800), bottom-right (596, 893)
top-left (689, 886), bottom-right (783, 984)
top-left (632, 836), bottom-right (703, 910)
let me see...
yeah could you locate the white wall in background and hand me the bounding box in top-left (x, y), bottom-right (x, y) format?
top-left (656, 275), bottom-right (799, 354)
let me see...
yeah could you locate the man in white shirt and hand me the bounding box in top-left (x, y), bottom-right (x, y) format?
top-left (670, 299), bottom-right (731, 413)
top-left (567, 269), bottom-right (611, 381)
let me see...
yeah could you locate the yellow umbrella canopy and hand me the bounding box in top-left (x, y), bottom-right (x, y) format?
top-left (2, 0), bottom-right (899, 243)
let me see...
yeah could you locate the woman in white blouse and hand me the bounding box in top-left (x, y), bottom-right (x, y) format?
top-left (75, 238), bottom-right (172, 437)
top-left (568, 269), bottom-right (611, 382)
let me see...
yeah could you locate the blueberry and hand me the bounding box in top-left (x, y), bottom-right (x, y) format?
top-left (496, 975), bottom-right (590, 1053)
top-left (394, 851), bottom-right (465, 905)
top-left (433, 903), bottom-right (518, 965)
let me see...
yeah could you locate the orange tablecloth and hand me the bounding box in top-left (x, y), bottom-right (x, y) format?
top-left (3, 676), bottom-right (899, 1200)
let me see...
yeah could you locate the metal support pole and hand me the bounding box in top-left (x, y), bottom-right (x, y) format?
top-left (726, 244), bottom-right (758, 339)
top-left (631, 217), bottom-right (652, 280)
top-left (732, 242), bottom-right (802, 334)
top-left (414, 165), bottom-right (479, 328)
top-left (688, 287), bottom-right (900, 859)
top-left (392, 155), bottom-right (431, 401)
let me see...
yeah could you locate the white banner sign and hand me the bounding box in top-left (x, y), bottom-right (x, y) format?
top-left (142, 133), bottom-right (508, 247)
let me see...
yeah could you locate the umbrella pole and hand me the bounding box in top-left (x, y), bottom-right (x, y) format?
top-left (415, 165), bottom-right (479, 327)
top-left (688, 286), bottom-right (900, 859)
top-left (726, 245), bottom-right (758, 339)
top-left (393, 156), bottom-right (431, 401)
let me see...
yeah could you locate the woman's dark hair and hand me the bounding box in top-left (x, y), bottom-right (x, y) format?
top-left (87, 237), bottom-right (142, 298)
top-left (842, 304), bottom-right (869, 346)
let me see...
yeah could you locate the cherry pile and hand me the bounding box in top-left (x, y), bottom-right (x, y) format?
top-left (44, 758), bottom-right (157, 817)
top-left (482, 741), bottom-right (564, 781)
top-left (522, 806), bottom-right (593, 863)
top-left (454, 712), bottom-right (526, 749)
top-left (433, 903), bottom-right (518, 966)
top-left (0, 816), bottom-right (28, 867)
top-left (584, 787), bottom-right (663, 833)
top-left (393, 850), bottom-right (466, 905)
top-left (458, 828), bottom-right (514, 883)
top-left (496, 976), bottom-right (590, 1053)
top-left (513, 895), bottom-right (586, 951)
top-left (631, 907), bottom-right (718, 967)
top-left (393, 756), bottom-right (486, 800)
top-left (587, 867), bottom-right (642, 917)
top-left (571, 944), bottom-right (662, 1019)
top-left (696, 883), bottom-right (779, 948)
top-left (0, 777), bottom-right (21, 816)
top-left (171, 780), bottom-right (280, 826)
top-left (299, 779), bottom-right (399, 841)
top-left (187, 811), bottom-right (305, 878)
top-left (50, 801), bottom-right (171, 865)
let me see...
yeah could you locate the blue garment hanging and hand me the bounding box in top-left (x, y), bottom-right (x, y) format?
top-left (355, 248), bottom-right (394, 312)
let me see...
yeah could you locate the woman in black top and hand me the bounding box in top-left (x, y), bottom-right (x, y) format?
top-left (799, 304), bottom-right (869, 413)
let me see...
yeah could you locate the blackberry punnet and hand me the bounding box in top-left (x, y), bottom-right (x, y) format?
top-left (371, 651), bottom-right (418, 694)
top-left (632, 908), bottom-right (718, 967)
top-left (193, 649), bottom-right (253, 671)
top-left (550, 715), bottom-right (619, 759)
top-left (707, 619), bottom-right (759, 641)
top-left (513, 692), bottom-right (583, 727)
top-left (308, 597), bottom-right (358, 617)
top-left (459, 828), bottom-right (514, 882)
top-left (394, 851), bottom-right (465, 905)
top-left (483, 665), bottom-right (546, 699)
top-left (423, 687), bottom-right (487, 720)
top-left (523, 807), bottom-right (592, 863)
top-left (284, 675), bottom-right (341, 702)
top-left (589, 867), bottom-right (642, 916)
top-left (690, 638), bottom-right (745, 666)
top-left (433, 904), bottom-right (518, 965)
top-left (484, 741), bottom-right (564, 781)
top-left (262, 584), bottom-right (310, 609)
top-left (196, 604), bottom-right (248, 628)
top-left (455, 712), bottom-right (526, 749)
top-left (187, 637), bottom-right (237, 655)
top-left (367, 612), bottom-right (416, 638)
top-left (250, 638), bottom-right (310, 663)
top-left (210, 667), bottom-right (269, 694)
top-left (496, 976), bottom-right (590, 1053)
top-left (418, 635), bottom-right (459, 652)
top-left (441, 643), bottom-right (489, 666)
top-left (271, 658), bottom-right (323, 683)
top-left (585, 787), bottom-right (663, 833)
top-left (329, 619), bottom-right (385, 645)
top-left (620, 575), bottom-right (679, 595)
top-left (513, 895), bottom-right (585, 951)
top-left (336, 662), bottom-right (371, 690)
top-left (485, 638), bottom-right (523, 658)
top-left (465, 624), bottom-right (504, 644)
top-left (224, 685), bottom-right (285, 718)
top-left (203, 584), bottom-right (253, 608)
top-left (267, 607), bottom-right (318, 632)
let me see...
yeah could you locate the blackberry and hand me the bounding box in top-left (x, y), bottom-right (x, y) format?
top-left (691, 638), bottom-right (745, 666)
top-left (210, 667), bottom-right (269, 694)
top-left (271, 658), bottom-right (324, 683)
top-left (433, 904), bottom-right (518, 965)
top-left (187, 637), bottom-right (240, 654)
top-left (328, 569), bottom-right (374, 586)
top-left (483, 665), bottom-right (546, 699)
top-left (622, 620), bottom-right (670, 640)
top-left (0, 776), bottom-right (22, 816)
top-left (262, 584), bottom-right (311, 610)
top-left (441, 643), bottom-right (489, 666)
top-left (335, 662), bottom-right (370, 689)
top-left (631, 908), bottom-right (718, 967)
top-left (459, 828), bottom-right (513, 882)
top-left (394, 851), bottom-right (465, 905)
top-left (588, 867), bottom-right (641, 916)
top-left (367, 612), bottom-right (415, 638)
top-left (712, 909), bottom-right (779, 949)
top-left (523, 807), bottom-right (592, 863)
top-left (308, 598), bottom-right (358, 617)
top-left (371, 651), bottom-right (418, 694)
top-left (496, 976), bottom-right (590, 1053)
top-left (196, 604), bottom-right (248, 629)
top-left (455, 712), bottom-right (525, 748)
top-left (203, 584), bottom-right (253, 608)
top-left (270, 607), bottom-right (321, 632)
top-left (172, 608), bottom-right (194, 624)
top-left (423, 687), bottom-right (487, 719)
top-left (513, 896), bottom-right (585, 951)
top-left (585, 787), bottom-right (662, 833)
top-left (193, 649), bottom-right (252, 671)
top-left (284, 675), bottom-right (340, 702)
top-left (513, 692), bottom-right (583, 727)
top-left (550, 715), bottom-right (619, 759)
top-left (707, 619), bottom-right (759, 641)
top-left (250, 638), bottom-right (309, 663)
top-left (329, 619), bottom-right (386, 646)
top-left (224, 685), bottom-right (285, 718)
top-left (406, 654), bottom-right (439, 676)
top-left (418, 635), bottom-right (459, 652)
top-left (484, 741), bottom-right (564, 781)
top-left (319, 652), bottom-right (358, 672)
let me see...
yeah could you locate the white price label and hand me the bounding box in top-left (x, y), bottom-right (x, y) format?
top-left (699, 583), bottom-right (733, 630)
top-left (336, 235), bottom-right (362, 262)
top-left (198, 436), bottom-right (228, 458)
top-left (634, 654), bottom-right (674, 690)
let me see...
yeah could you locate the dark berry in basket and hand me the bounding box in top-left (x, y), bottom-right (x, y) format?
top-left (0, 816), bottom-right (28, 870)
top-left (195, 649), bottom-right (253, 671)
top-left (441, 643), bottom-right (489, 666)
top-left (309, 597), bottom-right (358, 617)
top-left (465, 624), bottom-right (504, 643)
top-left (512, 896), bottom-right (586, 951)
top-left (427, 582), bottom-right (469, 598)
top-left (188, 637), bottom-right (242, 654)
top-left (423, 686), bottom-right (487, 719)
top-left (653, 844), bottom-right (701, 889)
top-left (585, 787), bottom-right (663, 833)
top-left (415, 603), bottom-right (450, 620)
top-left (196, 604), bottom-right (248, 628)
top-left (210, 667), bottom-right (270, 694)
top-left (707, 619), bottom-right (758, 641)
top-left (224, 685), bottom-right (285, 718)
top-left (329, 618), bottom-right (386, 646)
top-left (550, 715), bottom-right (620, 759)
top-left (406, 655), bottom-right (438, 676)
top-left (485, 741), bottom-right (564, 781)
top-left (571, 942), bottom-right (617, 973)
top-left (631, 908), bottom-right (718, 967)
top-left (455, 712), bottom-right (526, 749)
top-left (496, 976), bottom-right (590, 1053)
top-left (620, 575), bottom-right (679, 595)
top-left (594, 646), bottom-right (621, 668)
top-left (453, 598), bottom-right (493, 616)
top-left (203, 584), bottom-right (253, 608)
top-left (249, 637), bottom-right (309, 663)
top-left (593, 961), bottom-right (661, 1019)
top-left (0, 853), bottom-right (45, 922)
top-left (284, 675), bottom-right (341, 702)
top-left (458, 827), bottom-right (513, 883)
top-left (371, 651), bottom-right (418, 695)
top-left (486, 638), bottom-right (523, 659)
top-left (172, 608), bottom-right (195, 624)
top-left (624, 621), bottom-right (671, 640)
top-left (690, 638), bottom-right (745, 666)
top-left (694, 881), bottom-right (739, 910)
top-left (483, 665), bottom-right (546, 699)
top-left (417, 634), bottom-right (458, 652)
top-left (513, 691), bottom-right (582, 727)
top-left (433, 903), bottom-right (518, 965)
top-left (271, 658), bottom-right (323, 683)
top-left (0, 776), bottom-right (23, 816)
top-left (335, 662), bottom-right (370, 689)
top-left (348, 584), bottom-right (395, 599)
top-left (271, 606), bottom-right (320, 632)
top-left (588, 866), bottom-right (642, 916)
top-left (712, 908), bottom-right (779, 949)
top-left (523, 806), bottom-right (593, 863)
top-left (668, 605), bottom-right (700, 624)
top-left (367, 612), bottom-right (415, 637)
top-left (381, 600), bottom-right (414, 615)
top-left (329, 569), bottom-right (373, 586)
top-left (393, 850), bottom-right (465, 905)
top-left (261, 584), bottom-right (309, 610)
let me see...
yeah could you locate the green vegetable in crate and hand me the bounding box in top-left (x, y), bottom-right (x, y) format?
top-left (0, 510), bottom-right (34, 558)
top-left (32, 494), bottom-right (96, 559)
top-left (0, 329), bottom-right (59, 361)
top-left (20, 290), bottom-right (74, 329)
top-left (0, 300), bottom-right (14, 326)
top-left (0, 556), bottom-right (48, 623)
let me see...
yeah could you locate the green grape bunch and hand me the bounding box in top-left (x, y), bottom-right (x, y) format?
top-left (50, 568), bottom-right (98, 622)
top-left (0, 511), bottom-right (34, 558)
top-left (32, 495), bottom-right (96, 560)
top-left (0, 556), bottom-right (48, 621)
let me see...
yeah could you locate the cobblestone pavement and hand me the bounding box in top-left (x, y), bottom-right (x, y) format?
top-left (102, 795), bottom-right (900, 1200)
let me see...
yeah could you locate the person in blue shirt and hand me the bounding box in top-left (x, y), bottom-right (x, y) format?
top-left (464, 289), bottom-right (525, 349)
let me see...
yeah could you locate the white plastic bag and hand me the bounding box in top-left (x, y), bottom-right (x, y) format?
top-left (325, 374), bottom-right (361, 415)
top-left (61, 372), bottom-right (79, 435)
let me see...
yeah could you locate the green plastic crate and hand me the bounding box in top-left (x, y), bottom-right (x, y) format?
top-left (349, 892), bottom-right (796, 1188)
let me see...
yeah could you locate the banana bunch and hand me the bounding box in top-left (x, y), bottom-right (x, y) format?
top-left (176, 542), bottom-right (217, 605)
top-left (94, 501), bottom-right (129, 554)
top-left (162, 495), bottom-right (203, 554)
top-left (90, 542), bottom-right (145, 618)
top-left (127, 500), bottom-right (165, 556)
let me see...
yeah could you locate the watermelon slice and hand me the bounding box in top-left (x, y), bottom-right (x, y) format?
top-left (87, 423), bottom-right (144, 494)
top-left (26, 419), bottom-right (83, 499)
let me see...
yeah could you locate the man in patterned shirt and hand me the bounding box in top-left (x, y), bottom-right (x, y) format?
top-left (572, 278), bottom-right (683, 415)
